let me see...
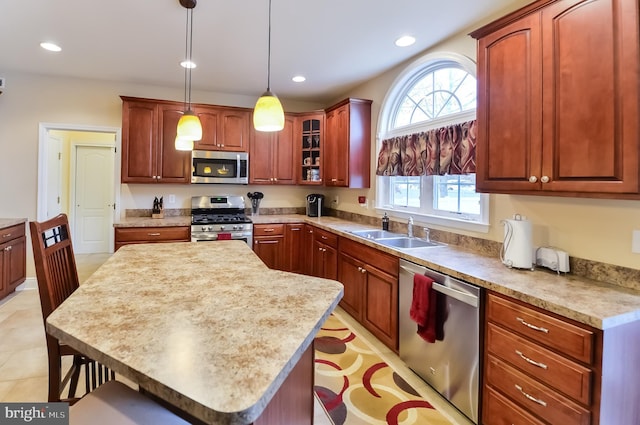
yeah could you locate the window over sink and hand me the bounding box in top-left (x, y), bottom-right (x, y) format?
top-left (376, 52), bottom-right (488, 233)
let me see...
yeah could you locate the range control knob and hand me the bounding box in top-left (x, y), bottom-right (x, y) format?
top-left (201, 226), bottom-right (207, 232)
top-left (219, 226), bottom-right (226, 231)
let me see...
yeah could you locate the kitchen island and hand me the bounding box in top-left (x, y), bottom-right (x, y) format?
top-left (46, 241), bottom-right (343, 425)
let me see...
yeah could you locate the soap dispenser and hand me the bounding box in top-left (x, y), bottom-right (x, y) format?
top-left (382, 213), bottom-right (389, 231)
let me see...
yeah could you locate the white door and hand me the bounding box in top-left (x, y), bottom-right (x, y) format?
top-left (46, 133), bottom-right (63, 218)
top-left (74, 145), bottom-right (115, 253)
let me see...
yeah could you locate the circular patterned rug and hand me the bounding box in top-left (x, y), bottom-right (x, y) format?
top-left (314, 314), bottom-right (453, 425)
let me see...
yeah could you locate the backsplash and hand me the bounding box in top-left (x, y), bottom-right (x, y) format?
top-left (328, 209), bottom-right (640, 291)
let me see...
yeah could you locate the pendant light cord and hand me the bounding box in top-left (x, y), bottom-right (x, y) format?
top-left (183, 6), bottom-right (194, 111)
top-left (266, 0), bottom-right (272, 91)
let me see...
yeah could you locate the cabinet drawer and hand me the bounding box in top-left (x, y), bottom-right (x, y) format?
top-left (314, 228), bottom-right (338, 248)
top-left (487, 323), bottom-right (592, 405)
top-left (484, 386), bottom-right (546, 425)
top-left (0, 224), bottom-right (25, 242)
top-left (487, 293), bottom-right (594, 363)
top-left (253, 224), bottom-right (285, 236)
top-left (486, 355), bottom-right (591, 425)
top-left (115, 227), bottom-right (190, 243)
top-left (340, 237), bottom-right (398, 278)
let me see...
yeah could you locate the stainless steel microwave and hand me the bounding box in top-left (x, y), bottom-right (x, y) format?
top-left (191, 150), bottom-right (249, 184)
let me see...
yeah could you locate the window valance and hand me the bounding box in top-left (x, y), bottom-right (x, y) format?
top-left (376, 119), bottom-right (477, 176)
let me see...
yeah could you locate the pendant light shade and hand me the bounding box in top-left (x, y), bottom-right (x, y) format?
top-left (253, 0), bottom-right (284, 132)
top-left (176, 0), bottom-right (202, 150)
top-left (177, 110), bottom-right (202, 141)
top-left (254, 90), bottom-right (285, 132)
top-left (174, 135), bottom-right (194, 151)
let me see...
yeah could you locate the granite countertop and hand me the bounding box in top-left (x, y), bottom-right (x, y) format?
top-left (0, 218), bottom-right (27, 228)
top-left (116, 213), bottom-right (640, 330)
top-left (252, 214), bottom-right (640, 330)
top-left (46, 241), bottom-right (343, 425)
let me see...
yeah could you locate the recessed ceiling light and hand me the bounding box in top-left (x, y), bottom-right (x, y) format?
top-left (395, 36), bottom-right (416, 47)
top-left (180, 60), bottom-right (196, 69)
top-left (292, 75), bottom-right (306, 83)
top-left (40, 42), bottom-right (62, 52)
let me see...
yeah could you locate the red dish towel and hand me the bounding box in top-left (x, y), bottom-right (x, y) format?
top-left (410, 274), bottom-right (437, 343)
top-left (217, 233), bottom-right (232, 240)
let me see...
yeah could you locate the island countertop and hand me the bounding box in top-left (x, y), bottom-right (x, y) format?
top-left (46, 241), bottom-right (343, 425)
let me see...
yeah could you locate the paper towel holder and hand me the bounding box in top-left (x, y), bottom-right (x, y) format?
top-left (500, 214), bottom-right (535, 271)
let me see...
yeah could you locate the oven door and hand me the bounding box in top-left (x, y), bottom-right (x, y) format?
top-left (191, 231), bottom-right (252, 246)
top-left (191, 150), bottom-right (248, 184)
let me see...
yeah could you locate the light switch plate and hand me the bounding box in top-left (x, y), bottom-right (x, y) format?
top-left (632, 230), bottom-right (640, 254)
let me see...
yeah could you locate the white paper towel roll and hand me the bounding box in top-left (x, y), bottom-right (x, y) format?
top-left (501, 216), bottom-right (533, 269)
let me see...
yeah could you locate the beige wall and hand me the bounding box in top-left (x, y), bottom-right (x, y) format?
top-left (329, 26), bottom-right (640, 270)
top-left (1, 3), bottom-right (639, 276)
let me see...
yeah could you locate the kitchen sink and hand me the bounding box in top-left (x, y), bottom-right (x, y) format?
top-left (350, 229), bottom-right (400, 239)
top-left (375, 237), bottom-right (443, 249)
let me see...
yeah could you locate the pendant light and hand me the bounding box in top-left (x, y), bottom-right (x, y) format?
top-left (253, 0), bottom-right (285, 132)
top-left (176, 0), bottom-right (202, 151)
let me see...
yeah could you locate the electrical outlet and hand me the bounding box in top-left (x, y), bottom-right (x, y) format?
top-left (632, 230), bottom-right (640, 254)
top-left (332, 196), bottom-right (339, 206)
top-left (168, 194), bottom-right (176, 204)
top-left (358, 196), bottom-right (366, 204)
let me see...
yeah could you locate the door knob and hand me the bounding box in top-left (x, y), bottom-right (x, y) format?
top-left (528, 176), bottom-right (537, 183)
top-left (541, 176), bottom-right (550, 183)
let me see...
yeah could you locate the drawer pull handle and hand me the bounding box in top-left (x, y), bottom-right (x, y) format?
top-left (264, 229), bottom-right (275, 232)
top-left (515, 350), bottom-right (548, 369)
top-left (2, 233), bottom-right (11, 238)
top-left (517, 317), bottom-right (549, 333)
top-left (321, 235), bottom-right (328, 240)
top-left (147, 233), bottom-right (161, 236)
top-left (515, 384), bottom-right (547, 407)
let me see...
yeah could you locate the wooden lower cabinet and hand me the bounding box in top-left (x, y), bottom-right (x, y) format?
top-left (114, 226), bottom-right (190, 251)
top-left (312, 228), bottom-right (338, 280)
top-left (483, 292), bottom-right (598, 425)
top-left (338, 237), bottom-right (399, 351)
top-left (253, 224), bottom-right (286, 270)
top-left (0, 222), bottom-right (27, 300)
top-left (284, 223), bottom-right (306, 274)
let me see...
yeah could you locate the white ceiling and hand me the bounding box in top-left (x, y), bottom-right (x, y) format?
top-left (0, 0), bottom-right (528, 104)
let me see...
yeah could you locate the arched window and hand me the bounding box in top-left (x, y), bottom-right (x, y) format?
top-left (376, 52), bottom-right (488, 232)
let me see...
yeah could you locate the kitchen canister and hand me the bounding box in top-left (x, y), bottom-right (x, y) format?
top-left (500, 214), bottom-right (534, 270)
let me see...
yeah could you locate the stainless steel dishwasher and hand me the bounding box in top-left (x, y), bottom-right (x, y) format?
top-left (399, 259), bottom-right (482, 424)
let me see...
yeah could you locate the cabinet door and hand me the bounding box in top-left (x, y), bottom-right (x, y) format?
top-left (253, 236), bottom-right (285, 270)
top-left (249, 130), bottom-right (274, 184)
top-left (298, 112), bottom-right (324, 185)
top-left (324, 107), bottom-right (345, 186)
top-left (303, 225), bottom-right (315, 275)
top-left (121, 99), bottom-right (157, 183)
top-left (323, 245), bottom-right (338, 281)
top-left (6, 236), bottom-right (26, 290)
top-left (157, 103), bottom-right (192, 183)
top-left (337, 252), bottom-right (364, 320)
top-left (273, 115), bottom-right (296, 184)
top-left (193, 107), bottom-right (220, 150)
top-left (540, 0), bottom-right (639, 193)
top-left (285, 223), bottom-right (305, 274)
top-left (475, 13), bottom-right (543, 193)
top-left (362, 263), bottom-right (398, 350)
top-left (220, 110), bottom-right (250, 151)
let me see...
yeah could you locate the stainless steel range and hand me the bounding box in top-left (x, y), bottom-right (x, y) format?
top-left (190, 195), bottom-right (253, 245)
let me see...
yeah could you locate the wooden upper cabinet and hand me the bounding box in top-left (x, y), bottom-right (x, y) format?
top-left (193, 106), bottom-right (250, 152)
top-left (472, 0), bottom-right (640, 196)
top-left (157, 103), bottom-right (192, 183)
top-left (324, 98), bottom-right (372, 188)
top-left (297, 112), bottom-right (325, 185)
top-left (249, 114), bottom-right (296, 185)
top-left (121, 98), bottom-right (157, 183)
top-left (121, 97), bottom-right (190, 184)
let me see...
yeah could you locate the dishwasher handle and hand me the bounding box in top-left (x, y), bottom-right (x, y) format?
top-left (400, 263), bottom-right (479, 307)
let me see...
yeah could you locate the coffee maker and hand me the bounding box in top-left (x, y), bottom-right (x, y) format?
top-left (306, 194), bottom-right (324, 217)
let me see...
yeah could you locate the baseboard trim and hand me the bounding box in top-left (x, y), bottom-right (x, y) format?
top-left (16, 277), bottom-right (37, 291)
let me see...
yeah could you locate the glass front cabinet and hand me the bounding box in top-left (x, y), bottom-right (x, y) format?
top-left (298, 112), bottom-right (324, 185)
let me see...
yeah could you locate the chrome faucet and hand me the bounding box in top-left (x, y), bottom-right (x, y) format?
top-left (423, 227), bottom-right (430, 242)
top-left (407, 216), bottom-right (414, 238)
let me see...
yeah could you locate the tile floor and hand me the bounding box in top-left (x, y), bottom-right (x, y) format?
top-left (0, 253), bottom-right (473, 425)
